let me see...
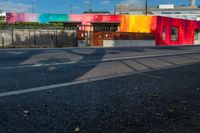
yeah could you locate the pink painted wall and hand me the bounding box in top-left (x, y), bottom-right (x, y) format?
top-left (6, 13), bottom-right (38, 23)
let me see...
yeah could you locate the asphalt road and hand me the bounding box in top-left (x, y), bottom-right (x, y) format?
top-left (0, 46), bottom-right (200, 133)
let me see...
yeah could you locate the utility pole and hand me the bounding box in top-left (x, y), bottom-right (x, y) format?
top-left (145, 0), bottom-right (148, 15)
top-left (31, 2), bottom-right (34, 13)
top-left (89, 0), bottom-right (92, 12)
top-left (114, 0), bottom-right (119, 15)
top-left (70, 4), bottom-right (73, 14)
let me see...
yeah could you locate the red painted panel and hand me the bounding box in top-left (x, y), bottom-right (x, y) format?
top-left (156, 16), bottom-right (195, 46)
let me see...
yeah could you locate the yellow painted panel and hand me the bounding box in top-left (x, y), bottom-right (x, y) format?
top-left (119, 15), bottom-right (157, 33)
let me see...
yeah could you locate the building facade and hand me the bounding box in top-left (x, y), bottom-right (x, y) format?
top-left (4, 12), bottom-right (200, 46)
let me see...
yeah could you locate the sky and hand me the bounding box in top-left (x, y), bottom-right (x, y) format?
top-left (0, 0), bottom-right (199, 14)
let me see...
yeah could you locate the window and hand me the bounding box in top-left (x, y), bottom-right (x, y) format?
top-left (64, 24), bottom-right (78, 30)
top-left (93, 23), bottom-right (119, 32)
top-left (63, 22), bottom-right (81, 30)
top-left (65, 25), bottom-right (78, 30)
top-left (194, 30), bottom-right (200, 40)
top-left (162, 27), bottom-right (166, 40)
top-left (171, 27), bottom-right (178, 41)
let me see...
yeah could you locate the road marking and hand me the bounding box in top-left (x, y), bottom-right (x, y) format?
top-left (0, 50), bottom-right (200, 70)
top-left (0, 60), bottom-right (195, 98)
top-left (0, 72), bottom-right (139, 98)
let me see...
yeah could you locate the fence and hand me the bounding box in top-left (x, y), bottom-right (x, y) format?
top-left (77, 30), bottom-right (156, 47)
top-left (98, 32), bottom-right (155, 40)
top-left (77, 31), bottom-right (155, 40)
top-left (0, 28), bottom-right (77, 48)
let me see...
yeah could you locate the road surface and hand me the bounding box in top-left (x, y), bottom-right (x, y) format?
top-left (0, 46), bottom-right (200, 133)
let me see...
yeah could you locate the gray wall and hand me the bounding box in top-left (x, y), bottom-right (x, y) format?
top-left (103, 40), bottom-right (155, 47)
top-left (0, 29), bottom-right (77, 48)
top-left (0, 30), bottom-right (12, 47)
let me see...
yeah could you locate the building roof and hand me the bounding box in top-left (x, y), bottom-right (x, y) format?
top-left (83, 11), bottom-right (110, 14)
top-left (116, 4), bottom-right (200, 12)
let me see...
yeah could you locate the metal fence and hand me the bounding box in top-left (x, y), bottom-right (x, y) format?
top-left (0, 28), bottom-right (77, 48)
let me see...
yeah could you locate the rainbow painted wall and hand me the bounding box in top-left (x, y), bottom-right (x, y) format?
top-left (6, 13), bottom-right (157, 33)
top-left (6, 13), bottom-right (200, 45)
top-left (6, 13), bottom-right (68, 24)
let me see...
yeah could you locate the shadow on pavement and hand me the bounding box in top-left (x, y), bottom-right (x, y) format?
top-left (0, 48), bottom-right (106, 92)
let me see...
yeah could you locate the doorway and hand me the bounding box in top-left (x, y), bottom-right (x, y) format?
top-left (194, 29), bottom-right (200, 44)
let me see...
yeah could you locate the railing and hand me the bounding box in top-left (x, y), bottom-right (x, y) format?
top-left (99, 31), bottom-right (155, 40)
top-left (77, 30), bottom-right (155, 40)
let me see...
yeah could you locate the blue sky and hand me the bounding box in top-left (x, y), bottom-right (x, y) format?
top-left (0, 0), bottom-right (198, 14)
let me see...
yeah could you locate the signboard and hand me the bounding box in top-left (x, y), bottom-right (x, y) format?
top-left (159, 4), bottom-right (174, 9)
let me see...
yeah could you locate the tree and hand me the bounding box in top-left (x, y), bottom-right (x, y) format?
top-left (0, 10), bottom-right (5, 23)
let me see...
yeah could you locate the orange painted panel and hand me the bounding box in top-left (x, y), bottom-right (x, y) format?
top-left (119, 15), bottom-right (157, 33)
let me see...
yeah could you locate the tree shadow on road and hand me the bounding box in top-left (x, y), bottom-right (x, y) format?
top-left (0, 48), bottom-right (106, 92)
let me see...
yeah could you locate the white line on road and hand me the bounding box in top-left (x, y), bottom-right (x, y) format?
top-left (0, 60), bottom-right (196, 98)
top-left (0, 72), bottom-right (142, 98)
top-left (0, 50), bottom-right (200, 70)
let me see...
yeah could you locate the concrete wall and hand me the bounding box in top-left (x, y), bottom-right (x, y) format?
top-left (103, 40), bottom-right (155, 47)
top-left (0, 30), bottom-right (12, 47)
top-left (78, 40), bottom-right (88, 47)
top-left (0, 29), bottom-right (77, 48)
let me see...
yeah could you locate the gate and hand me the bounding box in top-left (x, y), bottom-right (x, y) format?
top-left (77, 30), bottom-right (95, 47)
top-left (93, 32), bottom-right (103, 46)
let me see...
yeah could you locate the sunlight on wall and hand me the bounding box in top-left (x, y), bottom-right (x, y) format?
top-left (38, 14), bottom-right (69, 23)
top-left (6, 13), bottom-right (157, 33)
top-left (6, 13), bottom-right (38, 23)
top-left (119, 15), bottom-right (157, 33)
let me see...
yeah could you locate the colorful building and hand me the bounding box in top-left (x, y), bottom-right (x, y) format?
top-left (5, 12), bottom-right (200, 46)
